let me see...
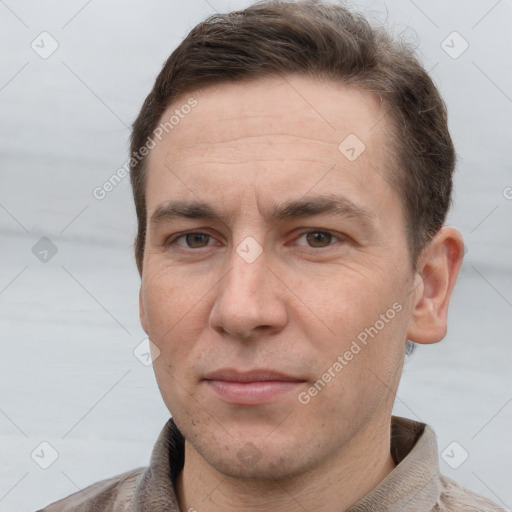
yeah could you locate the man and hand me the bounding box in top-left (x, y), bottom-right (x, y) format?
top-left (38, 1), bottom-right (505, 510)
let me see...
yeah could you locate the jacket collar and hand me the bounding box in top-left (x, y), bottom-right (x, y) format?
top-left (132, 415), bottom-right (441, 512)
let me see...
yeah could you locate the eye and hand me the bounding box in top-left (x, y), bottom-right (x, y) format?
top-left (167, 231), bottom-right (217, 249)
top-left (295, 230), bottom-right (346, 248)
top-left (165, 229), bottom-right (347, 251)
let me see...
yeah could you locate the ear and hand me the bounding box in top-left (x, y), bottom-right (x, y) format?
top-left (407, 227), bottom-right (464, 344)
top-left (139, 287), bottom-right (149, 335)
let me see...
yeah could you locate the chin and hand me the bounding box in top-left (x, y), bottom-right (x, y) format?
top-left (209, 452), bottom-right (309, 481)
top-left (190, 432), bottom-right (319, 482)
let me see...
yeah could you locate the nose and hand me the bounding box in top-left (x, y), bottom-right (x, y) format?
top-left (208, 242), bottom-right (288, 341)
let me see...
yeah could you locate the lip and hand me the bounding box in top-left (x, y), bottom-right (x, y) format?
top-left (203, 368), bottom-right (302, 382)
top-left (202, 368), bottom-right (305, 405)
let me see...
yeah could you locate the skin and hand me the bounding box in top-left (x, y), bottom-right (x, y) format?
top-left (139, 75), bottom-right (464, 512)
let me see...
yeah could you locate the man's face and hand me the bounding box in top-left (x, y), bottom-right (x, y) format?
top-left (140, 75), bottom-right (417, 479)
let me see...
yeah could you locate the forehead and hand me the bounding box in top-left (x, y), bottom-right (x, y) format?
top-left (155, 75), bottom-right (387, 154)
top-left (145, 75), bottom-right (395, 214)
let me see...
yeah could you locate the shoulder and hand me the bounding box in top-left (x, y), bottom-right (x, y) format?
top-left (438, 474), bottom-right (506, 512)
top-left (36, 467), bottom-right (146, 512)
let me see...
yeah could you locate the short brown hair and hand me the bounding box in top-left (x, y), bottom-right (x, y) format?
top-left (130, 0), bottom-right (455, 276)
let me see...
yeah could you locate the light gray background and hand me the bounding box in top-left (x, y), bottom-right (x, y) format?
top-left (1, 0), bottom-right (511, 510)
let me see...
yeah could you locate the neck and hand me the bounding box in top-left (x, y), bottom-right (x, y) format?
top-left (176, 414), bottom-right (396, 512)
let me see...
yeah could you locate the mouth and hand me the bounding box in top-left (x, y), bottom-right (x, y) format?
top-left (202, 368), bottom-right (305, 405)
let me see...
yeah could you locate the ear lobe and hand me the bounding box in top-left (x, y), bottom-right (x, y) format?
top-left (407, 227), bottom-right (464, 344)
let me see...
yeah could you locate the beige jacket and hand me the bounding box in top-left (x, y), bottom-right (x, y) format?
top-left (38, 416), bottom-right (506, 512)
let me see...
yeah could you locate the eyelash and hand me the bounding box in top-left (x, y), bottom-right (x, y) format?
top-left (165, 229), bottom-right (347, 251)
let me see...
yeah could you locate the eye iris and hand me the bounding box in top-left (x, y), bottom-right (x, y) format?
top-left (186, 233), bottom-right (209, 248)
top-left (306, 232), bottom-right (331, 247)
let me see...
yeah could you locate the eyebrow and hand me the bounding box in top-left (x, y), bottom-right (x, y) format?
top-left (149, 194), bottom-right (376, 228)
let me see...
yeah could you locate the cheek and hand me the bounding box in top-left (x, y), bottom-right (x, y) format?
top-left (142, 282), bottom-right (188, 378)
top-left (303, 268), bottom-right (408, 377)
top-left (142, 266), bottom-right (214, 369)
top-left (142, 265), bottom-right (195, 333)
top-left (304, 268), bottom-right (387, 339)
top-left (306, 314), bottom-right (406, 425)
